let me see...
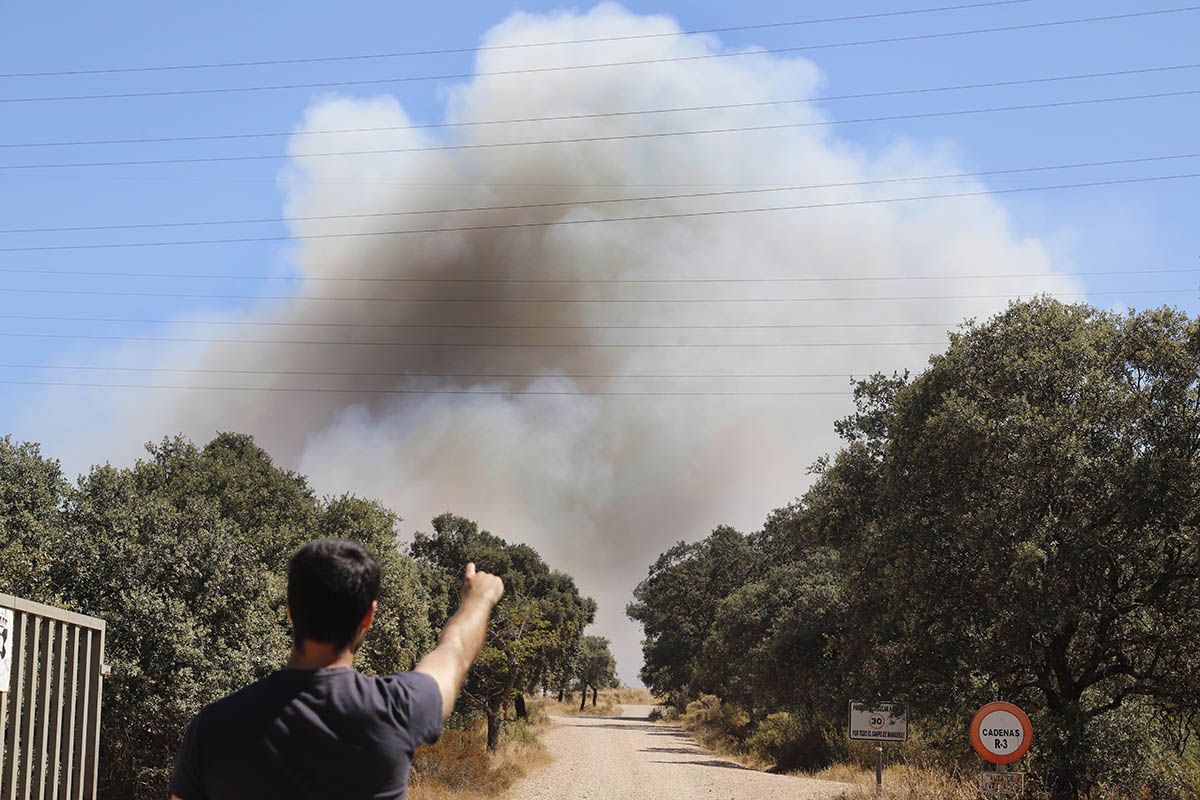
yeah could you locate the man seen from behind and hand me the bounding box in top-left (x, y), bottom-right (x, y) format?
top-left (169, 538), bottom-right (504, 799)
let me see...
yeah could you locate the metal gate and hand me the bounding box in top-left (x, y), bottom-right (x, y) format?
top-left (0, 594), bottom-right (106, 800)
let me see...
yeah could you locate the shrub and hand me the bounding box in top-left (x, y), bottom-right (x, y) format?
top-left (684, 694), bottom-right (749, 730)
top-left (682, 694), bottom-right (751, 754)
top-left (746, 711), bottom-right (835, 772)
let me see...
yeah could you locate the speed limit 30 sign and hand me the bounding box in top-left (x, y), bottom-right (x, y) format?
top-left (848, 701), bottom-right (908, 742)
top-left (970, 702), bottom-right (1032, 764)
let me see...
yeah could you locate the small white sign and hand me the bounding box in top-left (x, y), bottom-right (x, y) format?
top-left (980, 770), bottom-right (1025, 796)
top-left (848, 701), bottom-right (908, 742)
top-left (0, 608), bottom-right (12, 691)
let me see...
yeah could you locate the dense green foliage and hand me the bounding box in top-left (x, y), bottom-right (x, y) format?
top-left (411, 513), bottom-right (596, 749)
top-left (0, 434), bottom-right (435, 800)
top-left (0, 437), bottom-right (68, 601)
top-left (629, 300), bottom-right (1200, 799)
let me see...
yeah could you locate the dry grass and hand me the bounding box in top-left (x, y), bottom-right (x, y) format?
top-left (539, 693), bottom-right (622, 717)
top-left (808, 763), bottom-right (871, 785)
top-left (814, 764), bottom-right (980, 799)
top-left (539, 686), bottom-right (659, 715)
top-left (607, 686), bottom-right (662, 705)
top-left (409, 712), bottom-right (550, 800)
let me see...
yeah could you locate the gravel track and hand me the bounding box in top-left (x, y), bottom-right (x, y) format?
top-left (506, 704), bottom-right (854, 800)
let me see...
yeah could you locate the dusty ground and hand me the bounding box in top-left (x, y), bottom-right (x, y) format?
top-left (505, 704), bottom-right (853, 799)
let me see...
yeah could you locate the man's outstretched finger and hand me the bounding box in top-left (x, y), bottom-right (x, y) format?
top-left (465, 562), bottom-right (476, 579)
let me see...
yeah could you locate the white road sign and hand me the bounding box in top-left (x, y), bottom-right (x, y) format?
top-left (848, 701), bottom-right (908, 742)
top-left (0, 608), bottom-right (11, 691)
top-left (970, 702), bottom-right (1033, 764)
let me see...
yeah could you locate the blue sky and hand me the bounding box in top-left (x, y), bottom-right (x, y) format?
top-left (2, 0), bottom-right (1198, 684)
top-left (2, 0), bottom-right (1197, 448)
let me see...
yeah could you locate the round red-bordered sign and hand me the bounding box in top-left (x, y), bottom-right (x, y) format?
top-left (970, 702), bottom-right (1032, 765)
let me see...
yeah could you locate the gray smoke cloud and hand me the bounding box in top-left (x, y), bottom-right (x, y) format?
top-left (26, 3), bottom-right (1080, 683)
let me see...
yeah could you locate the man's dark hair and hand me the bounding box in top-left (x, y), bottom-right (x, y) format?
top-left (287, 539), bottom-right (382, 651)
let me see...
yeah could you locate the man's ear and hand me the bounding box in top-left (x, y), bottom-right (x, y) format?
top-left (361, 600), bottom-right (378, 632)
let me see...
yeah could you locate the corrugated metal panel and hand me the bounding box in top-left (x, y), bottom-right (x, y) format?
top-left (0, 596), bottom-right (105, 800)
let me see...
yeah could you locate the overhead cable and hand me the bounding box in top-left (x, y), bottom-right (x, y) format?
top-left (0, 267), bottom-right (1191, 286)
top-left (0, 379), bottom-right (858, 398)
top-left (0, 1), bottom-right (1033, 78)
top-left (0, 332), bottom-right (952, 348)
top-left (4, 6), bottom-right (1196, 104)
top-left (3, 152), bottom-right (1197, 234)
top-left (5, 89), bottom-right (1196, 170)
top-left (1, 172), bottom-right (1196, 251)
top-left (0, 288), bottom-right (1191, 307)
top-left (6, 61), bottom-right (1197, 150)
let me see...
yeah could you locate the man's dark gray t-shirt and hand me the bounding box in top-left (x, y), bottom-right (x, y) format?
top-left (170, 668), bottom-right (443, 800)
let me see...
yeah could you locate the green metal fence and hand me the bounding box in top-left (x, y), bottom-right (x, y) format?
top-left (0, 595), bottom-right (106, 800)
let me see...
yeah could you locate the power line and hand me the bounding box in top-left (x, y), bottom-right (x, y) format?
top-left (5, 6), bottom-right (1196, 104)
top-left (0, 313), bottom-right (964, 330)
top-left (0, 363), bottom-right (863, 379)
top-left (4, 152), bottom-right (1198, 234)
top-left (6, 61), bottom-right (1196, 150)
top-left (2, 171), bottom-right (1197, 251)
top-left (0, 1), bottom-right (1032, 79)
top-left (0, 332), bottom-right (951, 348)
top-left (0, 379), bottom-right (857, 398)
top-left (46, 155), bottom-right (1200, 239)
top-left (6, 89), bottom-right (1196, 171)
top-left (0, 288), bottom-right (1190, 307)
top-left (1, 267), bottom-right (1190, 287)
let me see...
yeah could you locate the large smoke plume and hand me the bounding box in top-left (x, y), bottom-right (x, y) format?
top-left (27, 4), bottom-right (1078, 682)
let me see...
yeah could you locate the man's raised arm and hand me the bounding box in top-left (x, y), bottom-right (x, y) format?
top-left (415, 562), bottom-right (504, 720)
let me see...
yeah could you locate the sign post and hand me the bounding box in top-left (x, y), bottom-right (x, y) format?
top-left (849, 701), bottom-right (908, 795)
top-left (874, 746), bottom-right (883, 796)
top-left (970, 702), bottom-right (1032, 797)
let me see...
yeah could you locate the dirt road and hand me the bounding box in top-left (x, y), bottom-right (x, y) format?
top-left (506, 704), bottom-right (854, 800)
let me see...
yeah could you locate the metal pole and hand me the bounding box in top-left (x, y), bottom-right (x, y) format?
top-left (875, 746), bottom-right (883, 796)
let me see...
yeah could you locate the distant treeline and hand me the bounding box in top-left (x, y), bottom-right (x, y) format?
top-left (0, 433), bottom-right (606, 800)
top-left (627, 299), bottom-right (1200, 800)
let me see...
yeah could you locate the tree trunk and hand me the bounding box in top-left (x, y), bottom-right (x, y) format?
top-left (580, 686), bottom-right (588, 711)
top-left (514, 693), bottom-right (528, 720)
top-left (1037, 641), bottom-right (1092, 800)
top-left (557, 687), bottom-right (564, 703)
top-left (1045, 701), bottom-right (1090, 800)
top-left (592, 687), bottom-right (597, 707)
top-left (486, 698), bottom-right (502, 752)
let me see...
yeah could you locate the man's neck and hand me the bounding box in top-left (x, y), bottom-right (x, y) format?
top-left (286, 641), bottom-right (356, 671)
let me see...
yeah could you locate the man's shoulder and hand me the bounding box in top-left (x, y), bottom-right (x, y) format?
top-left (372, 670), bottom-right (441, 703)
top-left (373, 671), bottom-right (444, 743)
top-left (192, 669), bottom-right (438, 723)
top-left (373, 670), bottom-right (433, 688)
top-left (201, 668), bottom-right (416, 714)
